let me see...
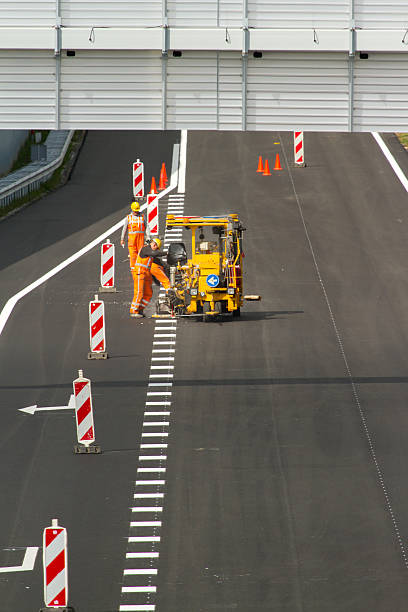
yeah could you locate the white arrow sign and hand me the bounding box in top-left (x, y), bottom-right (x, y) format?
top-left (0, 547), bottom-right (38, 573)
top-left (19, 394), bottom-right (75, 415)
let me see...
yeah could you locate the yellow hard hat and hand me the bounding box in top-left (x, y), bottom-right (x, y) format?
top-left (131, 201), bottom-right (140, 212)
top-left (151, 237), bottom-right (161, 249)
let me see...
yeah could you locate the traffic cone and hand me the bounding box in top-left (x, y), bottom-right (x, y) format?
top-left (150, 176), bottom-right (157, 194)
top-left (263, 159), bottom-right (271, 176)
top-left (274, 154), bottom-right (282, 171)
top-left (159, 163), bottom-right (167, 189)
top-left (256, 156), bottom-right (264, 173)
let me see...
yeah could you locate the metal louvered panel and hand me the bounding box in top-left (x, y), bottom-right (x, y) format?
top-left (353, 54), bottom-right (408, 131)
top-left (219, 52), bottom-right (242, 129)
top-left (219, 0), bottom-right (243, 27)
top-left (0, 51), bottom-right (55, 128)
top-left (167, 52), bottom-right (217, 129)
top-left (247, 52), bottom-right (349, 131)
top-left (355, 1), bottom-right (408, 29)
top-left (60, 51), bottom-right (162, 129)
top-left (168, 1), bottom-right (218, 27)
top-left (0, 1), bottom-right (56, 26)
top-left (60, 0), bottom-right (162, 27)
top-left (248, 1), bottom-right (349, 29)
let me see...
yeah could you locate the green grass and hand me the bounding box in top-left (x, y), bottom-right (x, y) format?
top-left (7, 130), bottom-right (50, 175)
top-left (397, 133), bottom-right (408, 149)
top-left (0, 131), bottom-right (83, 219)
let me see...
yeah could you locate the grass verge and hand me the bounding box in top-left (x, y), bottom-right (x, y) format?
top-left (396, 133), bottom-right (408, 150)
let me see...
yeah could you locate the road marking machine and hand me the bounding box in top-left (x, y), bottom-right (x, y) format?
top-left (155, 214), bottom-right (260, 319)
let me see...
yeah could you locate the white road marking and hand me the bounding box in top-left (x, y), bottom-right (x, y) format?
top-left (144, 412), bottom-right (170, 416)
top-left (124, 569), bottom-right (158, 575)
top-left (126, 552), bottom-right (159, 558)
top-left (131, 507), bottom-right (163, 512)
top-left (138, 455), bottom-right (167, 460)
top-left (133, 495), bottom-right (164, 500)
top-left (122, 586), bottom-right (157, 593)
top-left (151, 365), bottom-right (175, 369)
top-left (372, 132), bottom-right (408, 194)
top-left (146, 392), bottom-right (172, 396)
top-left (152, 349), bottom-right (175, 353)
top-left (149, 374), bottom-right (174, 378)
top-left (140, 444), bottom-right (168, 449)
top-left (130, 522), bottom-right (162, 527)
top-left (178, 129), bottom-right (187, 192)
top-left (18, 394), bottom-right (75, 415)
top-left (128, 535), bottom-right (161, 540)
top-left (135, 480), bottom-right (166, 485)
top-left (0, 547), bottom-right (39, 573)
top-left (119, 606), bottom-right (156, 612)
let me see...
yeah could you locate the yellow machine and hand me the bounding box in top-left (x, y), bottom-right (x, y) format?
top-left (156, 214), bottom-right (259, 319)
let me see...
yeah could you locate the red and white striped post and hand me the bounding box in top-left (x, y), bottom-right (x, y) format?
top-left (42, 519), bottom-right (69, 609)
top-left (88, 294), bottom-right (108, 359)
top-left (99, 239), bottom-right (116, 292)
top-left (73, 369), bottom-right (100, 453)
top-left (294, 131), bottom-right (305, 167)
top-left (132, 159), bottom-right (144, 198)
top-left (147, 192), bottom-right (159, 236)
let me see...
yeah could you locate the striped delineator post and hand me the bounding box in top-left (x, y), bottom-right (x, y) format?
top-left (133, 159), bottom-right (144, 198)
top-left (147, 192), bottom-right (159, 236)
top-left (99, 239), bottom-right (116, 292)
top-left (88, 294), bottom-right (108, 359)
top-left (73, 369), bottom-right (100, 453)
top-left (294, 131), bottom-right (305, 166)
top-left (42, 519), bottom-right (69, 609)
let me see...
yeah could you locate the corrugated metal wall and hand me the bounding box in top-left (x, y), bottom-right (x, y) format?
top-left (0, 51), bottom-right (55, 129)
top-left (355, 1), bottom-right (408, 28)
top-left (60, 0), bottom-right (162, 27)
top-left (247, 1), bottom-right (349, 29)
top-left (0, 1), bottom-right (55, 26)
top-left (247, 53), bottom-right (349, 131)
top-left (60, 51), bottom-right (162, 129)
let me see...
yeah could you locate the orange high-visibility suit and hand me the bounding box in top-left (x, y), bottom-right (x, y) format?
top-left (131, 247), bottom-right (170, 315)
top-left (121, 212), bottom-right (147, 269)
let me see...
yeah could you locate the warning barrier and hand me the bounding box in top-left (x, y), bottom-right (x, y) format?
top-left (99, 239), bottom-right (116, 292)
top-left (294, 131), bottom-right (305, 166)
top-left (42, 519), bottom-right (69, 609)
top-left (88, 294), bottom-right (108, 359)
top-left (132, 159), bottom-right (144, 197)
top-left (147, 192), bottom-right (159, 236)
top-left (73, 370), bottom-right (100, 453)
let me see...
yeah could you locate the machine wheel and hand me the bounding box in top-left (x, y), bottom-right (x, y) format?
top-left (232, 307), bottom-right (241, 317)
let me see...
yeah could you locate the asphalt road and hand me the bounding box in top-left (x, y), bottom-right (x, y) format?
top-left (1, 130), bottom-right (408, 611)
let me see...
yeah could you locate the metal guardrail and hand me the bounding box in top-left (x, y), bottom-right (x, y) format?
top-left (0, 130), bottom-right (74, 209)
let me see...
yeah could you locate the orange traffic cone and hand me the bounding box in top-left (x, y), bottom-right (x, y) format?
top-left (159, 163), bottom-right (167, 189)
top-left (263, 159), bottom-right (271, 176)
top-left (150, 176), bottom-right (157, 194)
top-left (256, 156), bottom-right (264, 173)
top-left (274, 153), bottom-right (282, 171)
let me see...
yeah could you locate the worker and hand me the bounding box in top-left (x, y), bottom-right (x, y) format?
top-left (131, 237), bottom-right (170, 317)
top-left (120, 201), bottom-right (150, 269)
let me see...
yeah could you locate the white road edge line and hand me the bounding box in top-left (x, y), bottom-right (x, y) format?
top-left (0, 140), bottom-right (181, 338)
top-left (372, 132), bottom-right (408, 194)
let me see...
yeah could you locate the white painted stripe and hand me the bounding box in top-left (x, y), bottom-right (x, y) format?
top-left (153, 341), bottom-right (176, 345)
top-left (126, 552), bottom-right (159, 558)
top-left (135, 480), bottom-right (166, 484)
top-left (130, 521), bottom-right (162, 527)
top-left (153, 327), bottom-right (176, 331)
top-left (144, 412), bottom-right (170, 416)
top-left (122, 586), bottom-right (157, 593)
top-left (119, 606), bottom-right (155, 612)
top-left (152, 349), bottom-right (175, 353)
top-left (148, 382), bottom-right (173, 386)
top-left (124, 569), bottom-right (158, 575)
top-left (137, 467), bottom-right (166, 473)
top-left (131, 506), bottom-right (163, 511)
top-left (151, 365), bottom-right (175, 369)
top-left (151, 357), bottom-right (175, 361)
top-left (139, 455), bottom-right (167, 460)
top-left (134, 494), bottom-right (164, 499)
top-left (143, 422), bottom-right (169, 426)
top-left (178, 129), bottom-right (187, 193)
top-left (153, 319), bottom-right (175, 323)
top-left (145, 401), bottom-right (172, 405)
top-left (140, 444), bottom-right (168, 448)
top-left (146, 392), bottom-right (172, 396)
top-left (372, 132), bottom-right (408, 194)
top-left (141, 432), bottom-right (169, 437)
top-left (149, 374), bottom-right (174, 378)
top-left (128, 535), bottom-right (161, 540)
top-left (154, 334), bottom-right (177, 338)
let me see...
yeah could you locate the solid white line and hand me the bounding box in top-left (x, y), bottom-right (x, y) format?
top-left (140, 444), bottom-right (168, 448)
top-left (152, 349), bottom-right (175, 353)
top-left (126, 552), bottom-right (159, 558)
top-left (144, 412), bottom-right (170, 416)
top-left (122, 586), bottom-right (157, 593)
top-left (154, 333), bottom-right (177, 338)
top-left (152, 341), bottom-right (176, 346)
top-left (137, 466), bottom-right (167, 472)
top-left (141, 432), bottom-right (169, 437)
top-left (148, 383), bottom-right (173, 387)
top-left (143, 421), bottom-right (169, 426)
top-left (151, 365), bottom-right (175, 369)
top-left (153, 326), bottom-right (176, 331)
top-left (139, 455), bottom-right (167, 460)
top-left (145, 402), bottom-right (172, 406)
top-left (372, 132), bottom-right (408, 194)
top-left (135, 479), bottom-right (166, 484)
top-left (149, 375), bottom-right (174, 379)
top-left (146, 392), bottom-right (172, 396)
top-left (178, 129), bottom-right (187, 193)
top-left (128, 534), bottom-right (161, 539)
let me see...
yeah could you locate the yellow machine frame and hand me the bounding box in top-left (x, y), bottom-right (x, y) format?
top-left (165, 214), bottom-right (245, 317)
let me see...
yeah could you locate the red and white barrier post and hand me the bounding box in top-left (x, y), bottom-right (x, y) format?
top-left (132, 159), bottom-right (144, 198)
top-left (147, 192), bottom-right (159, 236)
top-left (99, 239), bottom-right (116, 292)
top-left (294, 131), bottom-right (305, 167)
top-left (73, 369), bottom-right (100, 454)
top-left (88, 294), bottom-right (108, 359)
top-left (42, 519), bottom-right (70, 610)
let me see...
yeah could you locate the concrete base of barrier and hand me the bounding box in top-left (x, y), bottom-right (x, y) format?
top-left (87, 351), bottom-right (108, 360)
top-left (98, 286), bottom-right (116, 292)
top-left (74, 444), bottom-right (101, 454)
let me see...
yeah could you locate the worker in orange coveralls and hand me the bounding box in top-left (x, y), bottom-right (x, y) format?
top-left (120, 201), bottom-right (149, 269)
top-left (131, 238), bottom-right (170, 317)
